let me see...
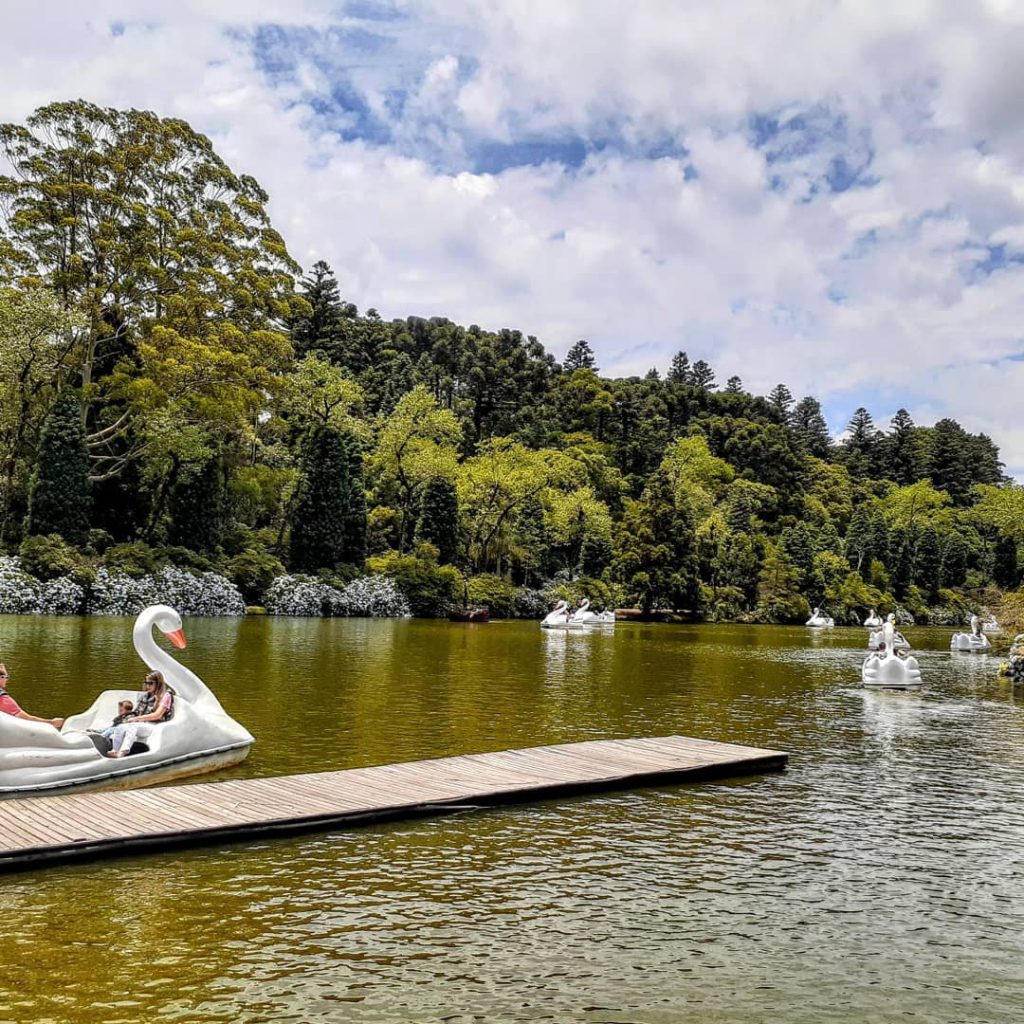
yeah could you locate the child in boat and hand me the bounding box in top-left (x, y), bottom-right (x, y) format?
top-left (94, 700), bottom-right (135, 740)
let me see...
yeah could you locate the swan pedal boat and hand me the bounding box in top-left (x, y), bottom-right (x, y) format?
top-left (862, 623), bottom-right (922, 688)
top-left (0, 605), bottom-right (254, 798)
top-left (951, 617), bottom-right (992, 652)
top-left (863, 610), bottom-right (883, 628)
top-left (569, 599), bottom-right (616, 626)
top-left (806, 608), bottom-right (835, 627)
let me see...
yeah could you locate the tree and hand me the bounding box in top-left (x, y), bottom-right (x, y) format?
top-left (885, 409), bottom-right (921, 485)
top-left (994, 534), bottom-right (1020, 589)
top-left (167, 458), bottom-right (225, 554)
top-left (889, 526), bottom-right (914, 600)
top-left (368, 385), bottom-right (461, 551)
top-left (791, 396), bottom-right (831, 457)
top-left (564, 339), bottom-right (597, 373)
top-left (841, 407), bottom-right (879, 477)
top-left (690, 359), bottom-right (717, 390)
top-left (939, 533), bottom-right (968, 590)
top-left (667, 351), bottom-right (691, 383)
top-left (0, 288), bottom-right (86, 539)
top-left (24, 390), bottom-right (91, 546)
top-left (0, 100), bottom-right (304, 480)
top-left (724, 375), bottom-right (743, 393)
top-left (928, 418), bottom-right (979, 505)
top-left (767, 383), bottom-right (794, 418)
top-left (292, 260), bottom-right (343, 360)
top-left (611, 470), bottom-right (698, 614)
top-left (417, 476), bottom-right (460, 566)
top-left (915, 527), bottom-right (941, 601)
top-left (289, 426), bottom-right (364, 573)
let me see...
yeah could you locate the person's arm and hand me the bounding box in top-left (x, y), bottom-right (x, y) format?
top-left (128, 695), bottom-right (171, 723)
top-left (14, 711), bottom-right (63, 728)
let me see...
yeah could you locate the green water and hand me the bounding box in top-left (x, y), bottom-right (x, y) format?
top-left (1, 616), bottom-right (1022, 1023)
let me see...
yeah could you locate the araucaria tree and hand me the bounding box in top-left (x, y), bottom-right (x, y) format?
top-left (24, 390), bottom-right (91, 545)
top-left (289, 427), bottom-right (365, 573)
top-left (417, 476), bottom-right (461, 565)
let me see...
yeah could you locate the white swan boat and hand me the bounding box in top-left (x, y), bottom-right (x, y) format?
top-left (569, 598), bottom-right (616, 626)
top-left (541, 600), bottom-right (573, 628)
top-left (951, 616), bottom-right (992, 652)
top-left (0, 605), bottom-right (254, 798)
top-left (806, 607), bottom-right (835, 627)
top-left (862, 620), bottom-right (922, 688)
top-left (868, 613), bottom-right (910, 651)
top-left (863, 609), bottom-right (883, 628)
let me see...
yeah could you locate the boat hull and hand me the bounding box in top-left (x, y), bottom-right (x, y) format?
top-left (0, 742), bottom-right (252, 799)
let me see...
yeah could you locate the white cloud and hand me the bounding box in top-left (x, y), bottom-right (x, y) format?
top-left (0, 0), bottom-right (1023, 475)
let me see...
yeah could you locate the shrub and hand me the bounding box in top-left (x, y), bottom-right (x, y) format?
top-left (333, 575), bottom-right (411, 617)
top-left (366, 549), bottom-right (461, 617)
top-left (18, 534), bottom-right (85, 582)
top-left (0, 557), bottom-right (42, 613)
top-left (87, 566), bottom-right (244, 616)
top-left (264, 574), bottom-right (339, 616)
top-left (514, 588), bottom-right (549, 619)
top-left (103, 541), bottom-right (158, 578)
top-left (227, 549), bottom-right (286, 604)
top-left (154, 546), bottom-right (216, 572)
top-left (38, 576), bottom-right (86, 615)
top-left (466, 574), bottom-right (519, 618)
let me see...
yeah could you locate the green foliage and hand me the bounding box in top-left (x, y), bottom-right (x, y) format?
top-left (103, 541), bottom-right (158, 577)
top-left (167, 459), bottom-right (225, 555)
top-left (25, 391), bottom-right (91, 546)
top-left (18, 533), bottom-right (86, 581)
top-left (417, 476), bottom-right (461, 565)
top-left (939, 534), bottom-right (968, 589)
top-left (367, 547), bottom-right (461, 616)
top-left (289, 426), bottom-right (365, 574)
top-left (227, 549), bottom-right (286, 604)
top-left (756, 544), bottom-right (810, 623)
top-left (465, 574), bottom-right (519, 617)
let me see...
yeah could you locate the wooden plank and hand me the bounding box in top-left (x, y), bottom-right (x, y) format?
top-left (0, 735), bottom-right (786, 871)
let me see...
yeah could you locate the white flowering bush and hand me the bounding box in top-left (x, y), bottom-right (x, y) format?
top-left (264, 574), bottom-right (339, 616)
top-left (148, 567), bottom-right (245, 617)
top-left (0, 557), bottom-right (42, 613)
top-left (38, 576), bottom-right (86, 615)
top-left (334, 575), bottom-right (411, 618)
top-left (87, 566), bottom-right (244, 616)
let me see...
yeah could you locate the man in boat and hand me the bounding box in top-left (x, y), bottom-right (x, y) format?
top-left (0, 663), bottom-right (64, 729)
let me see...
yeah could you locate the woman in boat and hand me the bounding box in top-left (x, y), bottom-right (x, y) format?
top-left (0, 663), bottom-right (64, 729)
top-left (105, 670), bottom-right (175, 758)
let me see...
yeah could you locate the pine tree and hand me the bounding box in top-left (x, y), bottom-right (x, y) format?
top-left (889, 527), bottom-right (914, 599)
top-left (564, 339), bottom-right (597, 372)
top-left (293, 260), bottom-right (343, 360)
top-left (289, 426), bottom-right (364, 573)
top-left (689, 359), bottom-right (717, 390)
top-left (725, 375), bottom-right (743, 393)
top-left (939, 533), bottom-right (968, 589)
top-left (842, 407), bottom-right (879, 477)
top-left (168, 459), bottom-right (225, 554)
top-left (417, 476), bottom-right (460, 565)
top-left (341, 435), bottom-right (367, 567)
top-left (767, 383), bottom-right (794, 418)
top-left (929, 418), bottom-right (974, 505)
top-left (24, 391), bottom-right (91, 546)
top-left (667, 351), bottom-right (691, 383)
top-left (791, 396), bottom-right (831, 457)
top-left (915, 527), bottom-right (941, 601)
top-left (886, 409), bottom-right (921, 485)
top-left (993, 534), bottom-right (1019, 589)
top-left (845, 504), bottom-right (872, 572)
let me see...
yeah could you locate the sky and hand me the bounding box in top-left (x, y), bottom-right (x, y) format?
top-left (2, 1), bottom-right (1024, 476)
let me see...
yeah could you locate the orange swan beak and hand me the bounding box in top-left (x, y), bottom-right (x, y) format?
top-left (165, 629), bottom-right (187, 650)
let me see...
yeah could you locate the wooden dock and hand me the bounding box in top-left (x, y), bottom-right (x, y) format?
top-left (0, 735), bottom-right (786, 872)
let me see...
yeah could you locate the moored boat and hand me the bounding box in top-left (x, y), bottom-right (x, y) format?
top-left (0, 605), bottom-right (253, 798)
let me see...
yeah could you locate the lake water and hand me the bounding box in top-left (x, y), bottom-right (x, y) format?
top-left (1, 616), bottom-right (1022, 1023)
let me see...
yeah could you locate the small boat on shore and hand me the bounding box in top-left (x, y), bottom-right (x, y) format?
top-left (0, 605), bottom-right (253, 798)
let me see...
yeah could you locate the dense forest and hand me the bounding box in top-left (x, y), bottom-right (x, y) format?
top-left (1, 101), bottom-right (1022, 624)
